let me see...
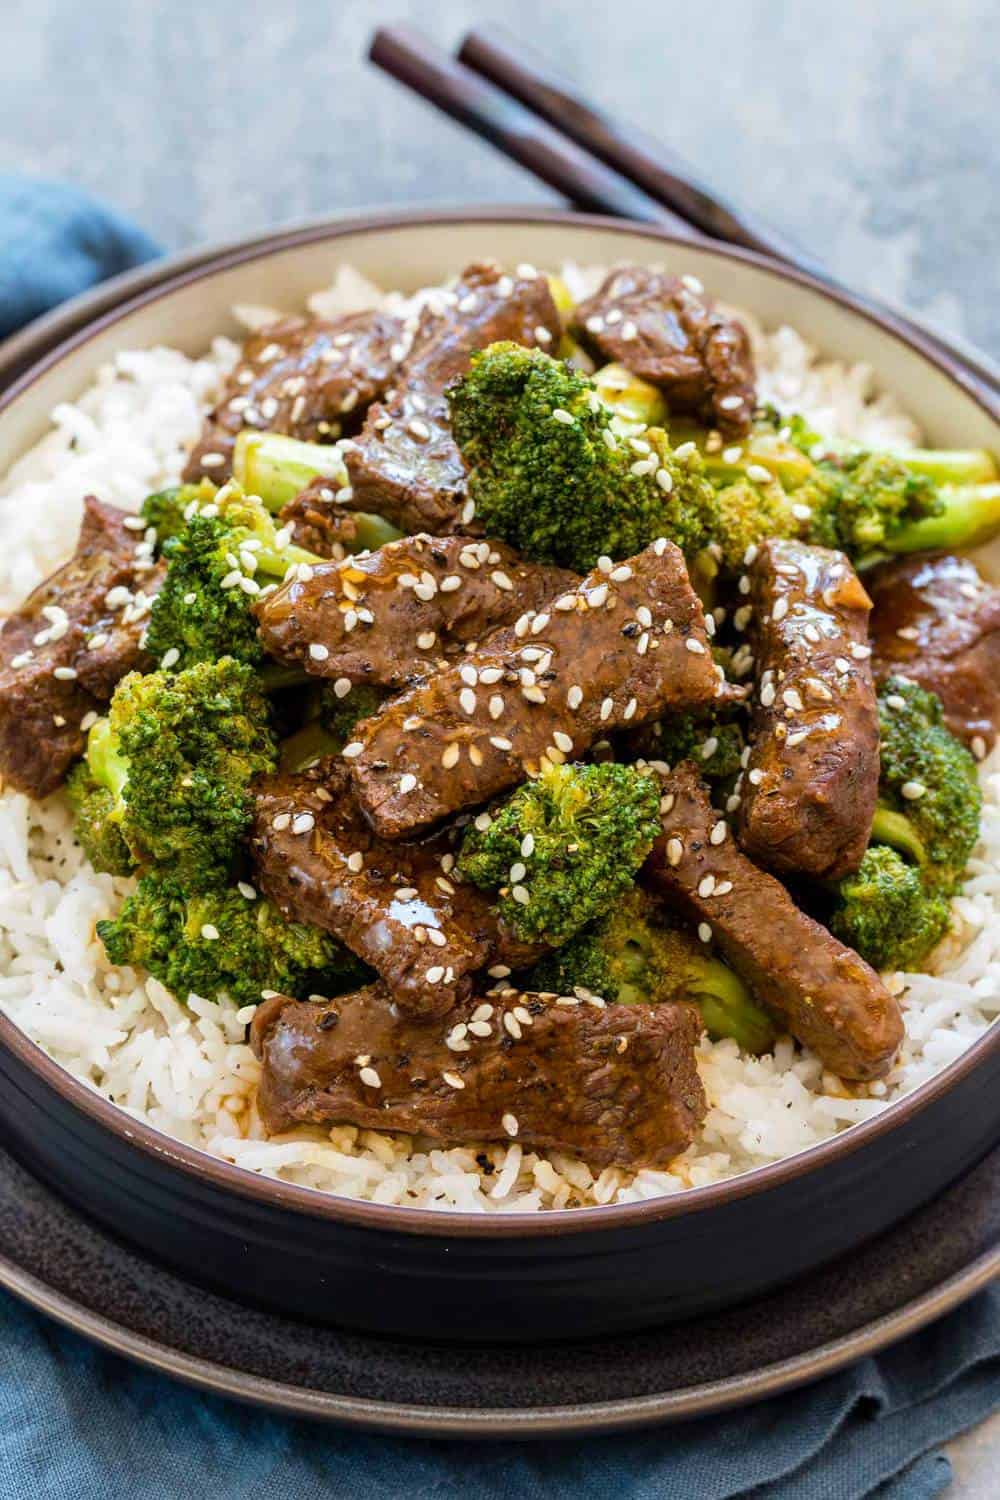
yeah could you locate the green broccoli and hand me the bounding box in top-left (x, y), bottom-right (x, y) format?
top-left (233, 431), bottom-right (404, 551)
top-left (139, 480), bottom-right (218, 551)
top-left (828, 679), bottom-right (981, 972)
top-left (447, 342), bottom-right (719, 571)
top-left (626, 708), bottom-right (745, 783)
top-left (279, 680), bottom-right (390, 773)
top-left (524, 888), bottom-right (776, 1054)
top-left (97, 873), bottom-right (370, 1005)
top-left (830, 844), bottom-right (951, 973)
top-left (874, 678), bottom-right (981, 894)
top-left (76, 657), bottom-right (277, 890)
top-left (457, 761), bottom-right (662, 946)
top-left (65, 760), bottom-right (136, 876)
top-left (144, 482), bottom-right (323, 668)
top-left (591, 362), bottom-right (668, 429)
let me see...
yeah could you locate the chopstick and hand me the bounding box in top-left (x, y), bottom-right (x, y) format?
top-left (368, 24), bottom-right (998, 404)
top-left (455, 26), bottom-right (1000, 403)
top-left (368, 26), bottom-right (699, 239)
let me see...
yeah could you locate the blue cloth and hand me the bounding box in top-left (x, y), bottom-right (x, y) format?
top-left (0, 175), bottom-right (160, 339)
top-left (1, 174), bottom-right (998, 1499)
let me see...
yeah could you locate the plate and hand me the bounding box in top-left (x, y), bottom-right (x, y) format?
top-left (1, 1134), bottom-right (995, 1436)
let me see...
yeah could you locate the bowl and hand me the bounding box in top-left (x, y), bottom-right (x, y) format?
top-left (1, 208), bottom-right (998, 1342)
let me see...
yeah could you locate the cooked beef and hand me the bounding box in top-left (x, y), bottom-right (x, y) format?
top-left (570, 266), bottom-right (756, 436)
top-left (344, 262), bottom-right (562, 534)
top-left (0, 496), bottom-right (164, 798)
top-left (276, 480), bottom-right (368, 560)
top-left (348, 540), bottom-right (726, 840)
top-left (251, 984), bottom-right (706, 1167)
top-left (182, 308), bottom-right (403, 483)
top-left (736, 540), bottom-right (879, 881)
top-left (644, 762), bottom-right (903, 1080)
top-left (251, 761), bottom-right (540, 1017)
top-left (868, 552), bottom-right (1000, 754)
top-left (254, 534), bottom-right (577, 692)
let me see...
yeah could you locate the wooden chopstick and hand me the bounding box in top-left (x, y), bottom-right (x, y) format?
top-left (368, 26), bottom-right (699, 240)
top-left (455, 26), bottom-right (999, 402)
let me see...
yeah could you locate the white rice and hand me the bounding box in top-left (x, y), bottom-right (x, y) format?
top-left (0, 263), bottom-right (996, 1214)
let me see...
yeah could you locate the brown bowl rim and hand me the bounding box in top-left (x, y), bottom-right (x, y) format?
top-left (1, 203), bottom-right (998, 1240)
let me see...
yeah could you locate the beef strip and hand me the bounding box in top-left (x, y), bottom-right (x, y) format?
top-left (737, 540), bottom-right (879, 882)
top-left (0, 496), bottom-right (164, 798)
top-left (251, 760), bottom-right (540, 1017)
top-left (251, 984), bottom-right (706, 1168)
top-left (276, 480), bottom-right (368, 560)
top-left (868, 552), bottom-right (1000, 754)
top-left (644, 762), bottom-right (903, 1080)
top-left (254, 534), bottom-right (577, 691)
top-left (348, 539), bottom-right (726, 840)
top-left (570, 266), bottom-right (756, 436)
top-left (182, 308), bottom-right (403, 483)
top-left (344, 262), bottom-right (562, 534)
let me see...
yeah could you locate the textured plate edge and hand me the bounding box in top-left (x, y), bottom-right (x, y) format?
top-left (0, 1242), bottom-right (996, 1438)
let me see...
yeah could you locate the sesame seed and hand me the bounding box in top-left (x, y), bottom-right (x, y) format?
top-left (760, 682), bottom-right (776, 708)
top-left (553, 731), bottom-right (573, 753)
top-left (53, 666), bottom-right (77, 681)
top-left (308, 642), bottom-right (329, 662)
top-left (489, 695), bottom-right (505, 719)
top-left (600, 697), bottom-right (613, 722)
top-left (551, 408), bottom-right (575, 425)
top-left (851, 643), bottom-right (872, 660)
top-left (292, 813), bottom-right (315, 835)
top-left (359, 1066), bottom-right (382, 1088)
top-left (902, 780), bottom-right (927, 800)
top-left (459, 687), bottom-right (476, 715)
top-left (972, 735), bottom-right (988, 761)
top-left (342, 741), bottom-right (363, 759)
top-left (504, 1013), bottom-right (523, 1039)
top-left (701, 736), bottom-right (719, 760)
top-left (426, 965), bottom-right (445, 984)
top-left (782, 688), bottom-right (804, 712)
top-left (588, 583), bottom-right (609, 609)
top-left (347, 851), bottom-right (364, 872)
top-left (710, 820), bottom-right (727, 845)
top-left (610, 565), bottom-right (632, 583)
top-left (80, 711), bottom-right (98, 732)
top-left (474, 813), bottom-right (493, 832)
top-left (502, 1113), bottom-right (519, 1137)
top-left (442, 1071), bottom-right (465, 1089)
top-left (685, 638), bottom-right (706, 655)
top-left (491, 570), bottom-right (513, 591)
top-left (748, 768), bottom-right (765, 785)
top-left (746, 463), bottom-right (771, 483)
top-left (772, 596), bottom-right (789, 623)
top-left (490, 735), bottom-right (513, 751)
top-left (698, 923), bottom-right (712, 944)
top-left (792, 503), bottom-right (813, 521)
top-left (698, 874), bottom-right (716, 898)
top-left (509, 861), bottom-right (527, 884)
top-left (666, 838), bottom-right (684, 866)
top-left (623, 697), bottom-right (637, 721)
top-left (522, 685), bottom-right (546, 704)
top-left (237, 881), bottom-right (257, 901)
top-left (9, 651), bottom-right (32, 669)
top-left (566, 685), bottom-right (583, 710)
top-left (201, 924), bottom-right (220, 941)
top-left (511, 885), bottom-right (530, 905)
top-left (398, 773), bottom-right (418, 794)
top-left (441, 743), bottom-right (460, 769)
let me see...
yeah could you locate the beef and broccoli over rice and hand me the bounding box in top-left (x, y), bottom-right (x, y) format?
top-left (1, 259), bottom-right (999, 1212)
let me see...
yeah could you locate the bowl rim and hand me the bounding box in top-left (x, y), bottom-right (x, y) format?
top-left (1, 203), bottom-right (998, 1240)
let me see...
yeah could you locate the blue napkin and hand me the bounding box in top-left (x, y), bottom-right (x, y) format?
top-left (1, 175), bottom-right (998, 1499)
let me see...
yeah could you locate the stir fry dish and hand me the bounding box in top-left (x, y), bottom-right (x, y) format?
top-left (2, 259), bottom-right (998, 1176)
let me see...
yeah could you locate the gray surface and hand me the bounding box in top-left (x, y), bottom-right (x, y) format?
top-left (2, 0), bottom-right (998, 357)
top-left (3, 0), bottom-right (998, 1484)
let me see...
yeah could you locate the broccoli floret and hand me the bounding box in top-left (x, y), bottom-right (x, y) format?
top-left (279, 680), bottom-right (391, 773)
top-left (65, 760), bottom-right (136, 876)
top-left (79, 657), bottom-right (277, 890)
top-left (629, 709), bottom-right (745, 783)
top-left (144, 482), bottom-right (323, 668)
top-left (447, 342), bottom-right (719, 571)
top-left (457, 762), bottom-right (662, 946)
top-left (675, 411), bottom-right (1000, 567)
top-left (97, 874), bottom-right (369, 1005)
top-left (875, 678), bottom-right (981, 894)
top-left (830, 844), bottom-right (951, 973)
top-left (525, 888), bottom-right (776, 1054)
top-left (140, 481), bottom-right (217, 552)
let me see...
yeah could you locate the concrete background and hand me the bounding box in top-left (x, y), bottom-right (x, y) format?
top-left (2, 0), bottom-right (998, 1488)
top-left (1, 0), bottom-right (996, 356)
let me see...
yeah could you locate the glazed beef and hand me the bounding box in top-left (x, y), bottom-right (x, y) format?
top-left (276, 480), bottom-right (370, 560)
top-left (348, 540), bottom-right (725, 840)
top-left (737, 540), bottom-right (879, 881)
top-left (644, 763), bottom-right (903, 1081)
top-left (251, 984), bottom-right (706, 1168)
top-left (183, 308), bottom-right (403, 483)
top-left (0, 496), bottom-right (163, 798)
top-left (251, 761), bottom-right (540, 1017)
top-left (570, 266), bottom-right (756, 436)
top-left (344, 262), bottom-right (562, 534)
top-left (868, 552), bottom-right (1000, 755)
top-left (254, 534), bottom-right (577, 691)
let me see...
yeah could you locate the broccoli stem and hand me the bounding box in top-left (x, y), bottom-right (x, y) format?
top-left (870, 805), bottom-right (927, 865)
top-left (279, 720), bottom-right (342, 772)
top-left (688, 959), bottom-right (778, 1054)
top-left (893, 449), bottom-right (997, 486)
top-left (86, 716), bottom-right (130, 804)
top-left (234, 432), bottom-right (347, 510)
top-left (878, 483), bottom-right (1000, 554)
top-left (259, 663), bottom-right (313, 694)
